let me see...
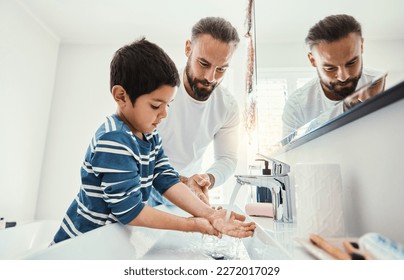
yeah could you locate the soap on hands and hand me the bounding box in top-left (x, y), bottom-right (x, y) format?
top-left (245, 203), bottom-right (273, 217)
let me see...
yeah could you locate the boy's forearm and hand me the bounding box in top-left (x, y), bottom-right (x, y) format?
top-left (163, 182), bottom-right (215, 218)
top-left (129, 204), bottom-right (199, 232)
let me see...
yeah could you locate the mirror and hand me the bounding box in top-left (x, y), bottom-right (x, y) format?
top-left (253, 0), bottom-right (404, 154)
top-left (283, 73), bottom-right (387, 144)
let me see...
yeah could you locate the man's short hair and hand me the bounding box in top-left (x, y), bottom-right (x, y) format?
top-left (191, 17), bottom-right (240, 47)
top-left (305, 14), bottom-right (362, 50)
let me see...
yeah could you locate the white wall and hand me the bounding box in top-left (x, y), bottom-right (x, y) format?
top-left (233, 87), bottom-right (404, 244)
top-left (275, 96), bottom-right (404, 244)
top-left (0, 0), bottom-right (59, 223)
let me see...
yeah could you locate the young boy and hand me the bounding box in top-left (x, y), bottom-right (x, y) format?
top-left (52, 38), bottom-right (255, 244)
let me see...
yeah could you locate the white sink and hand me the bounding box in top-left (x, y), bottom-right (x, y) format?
top-left (0, 220), bottom-right (60, 259)
top-left (24, 205), bottom-right (291, 260)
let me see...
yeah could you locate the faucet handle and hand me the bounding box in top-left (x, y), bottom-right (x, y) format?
top-left (256, 153), bottom-right (290, 175)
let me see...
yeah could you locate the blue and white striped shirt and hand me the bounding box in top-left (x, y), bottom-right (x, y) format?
top-left (52, 114), bottom-right (180, 244)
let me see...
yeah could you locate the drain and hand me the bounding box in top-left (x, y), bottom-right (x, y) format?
top-left (210, 252), bottom-right (225, 260)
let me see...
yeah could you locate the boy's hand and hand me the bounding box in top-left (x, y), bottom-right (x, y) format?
top-left (206, 208), bottom-right (256, 238)
top-left (189, 217), bottom-right (219, 236)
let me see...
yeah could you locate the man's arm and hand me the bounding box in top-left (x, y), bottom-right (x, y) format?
top-left (205, 100), bottom-right (240, 187)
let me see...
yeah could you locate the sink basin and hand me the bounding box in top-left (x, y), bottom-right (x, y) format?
top-left (24, 205), bottom-right (291, 260)
top-left (0, 220), bottom-right (60, 259)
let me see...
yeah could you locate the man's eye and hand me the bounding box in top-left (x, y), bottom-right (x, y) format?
top-left (199, 61), bottom-right (209, 67)
top-left (216, 67), bottom-right (227, 73)
top-left (324, 67), bottom-right (336, 72)
top-left (151, 105), bottom-right (160, 110)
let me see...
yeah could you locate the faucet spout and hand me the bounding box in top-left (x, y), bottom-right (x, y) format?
top-left (235, 156), bottom-right (293, 223)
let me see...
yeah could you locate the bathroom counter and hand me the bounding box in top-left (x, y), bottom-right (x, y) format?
top-left (247, 215), bottom-right (315, 260)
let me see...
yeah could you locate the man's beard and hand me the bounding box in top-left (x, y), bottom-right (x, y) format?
top-left (185, 62), bottom-right (218, 101)
top-left (319, 66), bottom-right (362, 100)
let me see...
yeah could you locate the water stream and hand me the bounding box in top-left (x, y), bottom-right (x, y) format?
top-left (207, 181), bottom-right (245, 260)
top-left (224, 181), bottom-right (242, 221)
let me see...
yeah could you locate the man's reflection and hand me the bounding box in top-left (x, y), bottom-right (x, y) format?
top-left (282, 14), bottom-right (386, 138)
top-left (343, 75), bottom-right (386, 110)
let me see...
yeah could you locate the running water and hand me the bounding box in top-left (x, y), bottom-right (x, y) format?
top-left (224, 181), bottom-right (243, 221)
top-left (203, 181), bottom-right (246, 260)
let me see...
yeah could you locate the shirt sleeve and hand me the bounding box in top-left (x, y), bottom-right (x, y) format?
top-left (282, 91), bottom-right (304, 138)
top-left (206, 99), bottom-right (239, 187)
top-left (90, 131), bottom-right (145, 225)
top-left (151, 133), bottom-right (181, 195)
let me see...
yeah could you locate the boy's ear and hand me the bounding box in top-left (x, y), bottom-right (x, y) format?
top-left (111, 85), bottom-right (127, 107)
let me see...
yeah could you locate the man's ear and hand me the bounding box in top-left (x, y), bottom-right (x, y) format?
top-left (185, 40), bottom-right (192, 57)
top-left (308, 52), bottom-right (316, 67)
top-left (111, 85), bottom-right (127, 107)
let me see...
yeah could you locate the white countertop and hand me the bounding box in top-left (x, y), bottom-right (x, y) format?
top-left (247, 215), bottom-right (315, 260)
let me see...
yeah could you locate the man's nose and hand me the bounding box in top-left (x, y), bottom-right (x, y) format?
top-left (204, 68), bottom-right (216, 83)
top-left (336, 67), bottom-right (350, 82)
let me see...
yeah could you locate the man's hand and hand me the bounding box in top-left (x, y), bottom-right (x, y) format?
top-left (182, 174), bottom-right (212, 205)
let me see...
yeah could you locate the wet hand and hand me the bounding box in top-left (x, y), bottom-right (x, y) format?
top-left (189, 217), bottom-right (219, 236)
top-left (207, 208), bottom-right (256, 238)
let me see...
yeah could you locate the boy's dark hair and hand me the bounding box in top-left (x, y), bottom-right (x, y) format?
top-left (191, 17), bottom-right (240, 47)
top-left (110, 37), bottom-right (180, 104)
top-left (305, 14), bottom-right (362, 50)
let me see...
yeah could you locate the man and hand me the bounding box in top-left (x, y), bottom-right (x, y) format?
top-left (282, 14), bottom-right (386, 138)
top-left (148, 17), bottom-right (240, 206)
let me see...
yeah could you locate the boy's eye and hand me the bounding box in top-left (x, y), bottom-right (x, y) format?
top-left (151, 104), bottom-right (170, 110)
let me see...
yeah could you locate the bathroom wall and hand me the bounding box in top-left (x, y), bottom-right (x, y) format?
top-left (0, 1), bottom-right (59, 223)
top-left (275, 96), bottom-right (404, 244)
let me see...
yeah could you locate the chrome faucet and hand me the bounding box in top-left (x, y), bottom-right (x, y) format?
top-left (235, 154), bottom-right (293, 223)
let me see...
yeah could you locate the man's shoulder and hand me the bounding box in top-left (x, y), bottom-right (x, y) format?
top-left (213, 85), bottom-right (238, 108)
top-left (289, 77), bottom-right (320, 99)
top-left (362, 67), bottom-right (387, 79)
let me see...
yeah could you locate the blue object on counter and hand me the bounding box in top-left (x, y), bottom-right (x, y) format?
top-left (256, 186), bottom-right (272, 203)
top-left (359, 232), bottom-right (404, 260)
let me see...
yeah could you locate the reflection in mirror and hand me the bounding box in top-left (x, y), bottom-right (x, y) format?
top-left (253, 0), bottom-right (404, 155)
top-left (342, 74), bottom-right (386, 111)
top-left (283, 72), bottom-right (388, 145)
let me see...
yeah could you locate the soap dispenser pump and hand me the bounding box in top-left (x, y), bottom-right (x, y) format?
top-left (255, 159), bottom-right (272, 203)
top-left (256, 159), bottom-right (271, 175)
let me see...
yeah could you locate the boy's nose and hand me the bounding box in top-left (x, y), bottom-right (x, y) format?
top-left (159, 106), bottom-right (168, 119)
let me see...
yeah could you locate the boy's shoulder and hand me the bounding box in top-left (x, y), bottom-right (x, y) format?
top-left (94, 115), bottom-right (134, 143)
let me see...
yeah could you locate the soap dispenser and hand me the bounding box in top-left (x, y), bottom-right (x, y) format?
top-left (255, 159), bottom-right (272, 203)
